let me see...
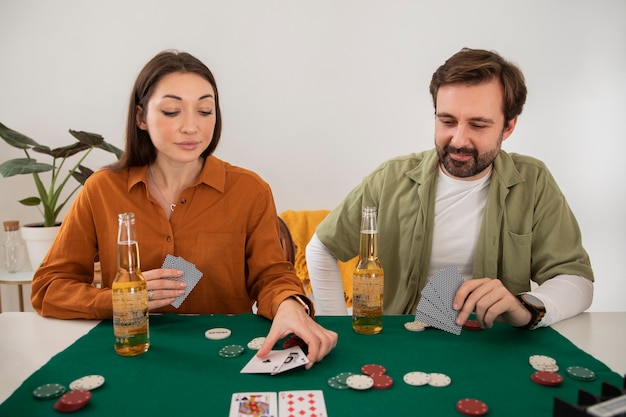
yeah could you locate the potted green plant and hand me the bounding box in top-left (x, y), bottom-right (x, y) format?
top-left (0, 122), bottom-right (122, 269)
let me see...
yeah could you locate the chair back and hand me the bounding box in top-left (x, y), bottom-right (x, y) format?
top-left (278, 216), bottom-right (296, 264)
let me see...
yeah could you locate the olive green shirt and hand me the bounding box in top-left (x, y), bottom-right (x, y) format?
top-left (317, 150), bottom-right (594, 314)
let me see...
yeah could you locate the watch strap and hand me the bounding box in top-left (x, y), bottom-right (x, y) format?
top-left (515, 293), bottom-right (546, 330)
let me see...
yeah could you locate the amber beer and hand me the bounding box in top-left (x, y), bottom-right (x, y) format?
top-left (112, 212), bottom-right (150, 356)
top-left (352, 207), bottom-right (384, 335)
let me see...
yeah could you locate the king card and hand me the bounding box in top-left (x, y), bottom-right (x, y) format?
top-left (229, 392), bottom-right (277, 417)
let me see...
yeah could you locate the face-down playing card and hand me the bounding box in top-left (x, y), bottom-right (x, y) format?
top-left (161, 254), bottom-right (203, 308)
top-left (415, 266), bottom-right (464, 335)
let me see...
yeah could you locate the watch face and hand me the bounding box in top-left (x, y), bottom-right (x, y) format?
top-left (522, 293), bottom-right (545, 308)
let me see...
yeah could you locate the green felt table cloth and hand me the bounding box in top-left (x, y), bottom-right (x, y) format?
top-left (1, 314), bottom-right (623, 416)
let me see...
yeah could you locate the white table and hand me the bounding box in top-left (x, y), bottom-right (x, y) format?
top-left (0, 271), bottom-right (33, 312)
top-left (0, 312), bottom-right (624, 405)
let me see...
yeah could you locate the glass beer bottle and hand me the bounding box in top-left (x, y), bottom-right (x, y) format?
top-left (112, 212), bottom-right (150, 356)
top-left (352, 206), bottom-right (384, 334)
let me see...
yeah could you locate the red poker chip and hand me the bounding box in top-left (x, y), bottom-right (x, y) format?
top-left (361, 363), bottom-right (386, 376)
top-left (531, 370), bottom-right (563, 387)
top-left (53, 390), bottom-right (91, 413)
top-left (371, 373), bottom-right (393, 390)
top-left (282, 335), bottom-right (306, 349)
top-left (456, 398), bottom-right (489, 416)
top-left (462, 320), bottom-right (483, 331)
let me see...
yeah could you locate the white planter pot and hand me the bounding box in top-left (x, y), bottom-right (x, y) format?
top-left (20, 224), bottom-right (60, 271)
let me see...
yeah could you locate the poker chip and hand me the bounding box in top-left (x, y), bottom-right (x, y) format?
top-left (531, 370), bottom-right (563, 387)
top-left (456, 398), bottom-right (489, 416)
top-left (33, 383), bottom-right (66, 400)
top-left (346, 374), bottom-right (374, 390)
top-left (69, 375), bottom-right (105, 391)
top-left (205, 327), bottom-right (232, 340)
top-left (403, 371), bottom-right (431, 386)
top-left (218, 344), bottom-right (245, 358)
top-left (335, 372), bottom-right (356, 385)
top-left (246, 337), bottom-right (266, 350)
top-left (428, 373), bottom-right (452, 387)
top-left (53, 390), bottom-right (91, 413)
top-left (529, 354), bottom-right (557, 371)
top-left (404, 321), bottom-right (427, 332)
top-left (371, 373), bottom-right (394, 390)
top-left (327, 375), bottom-right (349, 390)
top-left (462, 320), bottom-right (483, 331)
top-left (566, 366), bottom-right (596, 381)
top-left (282, 335), bottom-right (306, 349)
top-left (361, 363), bottom-right (386, 376)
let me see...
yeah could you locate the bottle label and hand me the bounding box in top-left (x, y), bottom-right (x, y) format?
top-left (112, 289), bottom-right (148, 337)
top-left (353, 273), bottom-right (384, 314)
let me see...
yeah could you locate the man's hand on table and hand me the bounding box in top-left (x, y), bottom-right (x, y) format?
top-left (257, 297), bottom-right (338, 369)
top-left (453, 277), bottom-right (532, 329)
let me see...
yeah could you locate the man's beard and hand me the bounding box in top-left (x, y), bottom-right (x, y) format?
top-left (436, 136), bottom-right (502, 178)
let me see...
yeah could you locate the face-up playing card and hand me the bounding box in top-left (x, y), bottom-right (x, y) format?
top-left (229, 392), bottom-right (277, 417)
top-left (279, 390), bottom-right (327, 417)
top-left (415, 266), bottom-right (464, 335)
top-left (272, 347), bottom-right (309, 375)
top-left (161, 254), bottom-right (203, 308)
top-left (240, 346), bottom-right (309, 375)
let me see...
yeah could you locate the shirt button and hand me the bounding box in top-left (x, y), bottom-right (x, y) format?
top-left (166, 236), bottom-right (172, 242)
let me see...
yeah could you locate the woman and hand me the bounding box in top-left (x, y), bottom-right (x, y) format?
top-left (31, 50), bottom-right (337, 367)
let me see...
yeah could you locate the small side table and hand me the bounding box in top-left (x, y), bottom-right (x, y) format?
top-left (0, 270), bottom-right (33, 312)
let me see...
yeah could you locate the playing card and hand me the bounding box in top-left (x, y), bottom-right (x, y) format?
top-left (415, 266), bottom-right (464, 335)
top-left (161, 254), bottom-right (203, 308)
top-left (421, 278), bottom-right (458, 323)
top-left (429, 266), bottom-right (464, 319)
top-left (415, 296), bottom-right (461, 335)
top-left (272, 346), bottom-right (310, 375)
top-left (240, 349), bottom-right (293, 374)
top-left (229, 392), bottom-right (277, 417)
top-left (279, 390), bottom-right (327, 417)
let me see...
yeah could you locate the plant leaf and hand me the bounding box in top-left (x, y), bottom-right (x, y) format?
top-left (72, 165), bottom-right (95, 184)
top-left (98, 141), bottom-right (123, 159)
top-left (35, 142), bottom-right (91, 159)
top-left (69, 130), bottom-right (104, 146)
top-left (0, 158), bottom-right (53, 177)
top-left (0, 122), bottom-right (43, 149)
top-left (19, 197), bottom-right (42, 206)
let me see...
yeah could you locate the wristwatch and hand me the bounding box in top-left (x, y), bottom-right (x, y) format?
top-left (515, 293), bottom-right (546, 330)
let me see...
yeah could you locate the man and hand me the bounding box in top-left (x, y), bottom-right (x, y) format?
top-left (306, 48), bottom-right (593, 330)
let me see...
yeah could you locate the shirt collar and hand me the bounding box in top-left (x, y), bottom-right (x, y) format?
top-left (126, 155), bottom-right (227, 194)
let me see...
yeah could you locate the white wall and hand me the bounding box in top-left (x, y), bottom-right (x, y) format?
top-left (1, 0), bottom-right (624, 312)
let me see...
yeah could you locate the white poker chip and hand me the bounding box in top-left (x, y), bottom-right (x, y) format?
top-left (69, 375), bottom-right (105, 391)
top-left (428, 373), bottom-right (452, 387)
top-left (346, 374), bottom-right (374, 390)
top-left (404, 321), bottom-right (427, 332)
top-left (529, 355), bottom-right (557, 371)
top-left (403, 371), bottom-right (430, 386)
top-left (204, 327), bottom-right (232, 340)
top-left (247, 337), bottom-right (266, 350)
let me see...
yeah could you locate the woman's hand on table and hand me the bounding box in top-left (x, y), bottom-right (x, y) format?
top-left (258, 297), bottom-right (338, 369)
